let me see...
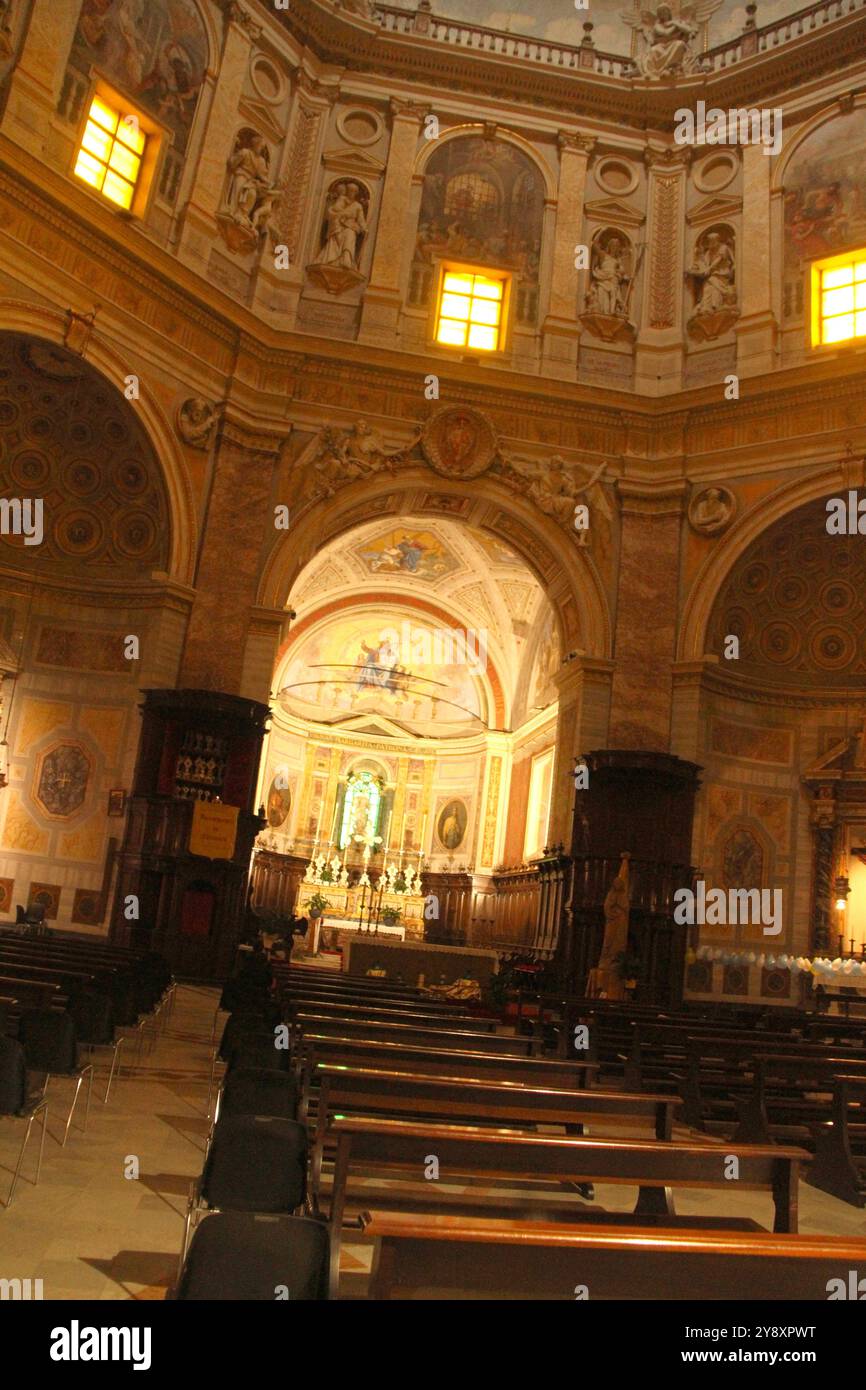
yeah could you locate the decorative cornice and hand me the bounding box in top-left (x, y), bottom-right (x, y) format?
top-left (222, 1), bottom-right (263, 43)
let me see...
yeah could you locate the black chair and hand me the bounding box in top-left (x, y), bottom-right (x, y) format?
top-left (0, 1036), bottom-right (49, 1207)
top-left (67, 988), bottom-right (124, 1104)
top-left (214, 1067), bottom-right (298, 1127)
top-left (174, 1211), bottom-right (329, 1300)
top-left (18, 1009), bottom-right (94, 1146)
top-left (218, 1008), bottom-right (282, 1064)
top-left (180, 1115), bottom-right (309, 1278)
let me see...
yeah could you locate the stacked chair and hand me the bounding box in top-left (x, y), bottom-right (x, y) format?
top-left (174, 967), bottom-right (329, 1299)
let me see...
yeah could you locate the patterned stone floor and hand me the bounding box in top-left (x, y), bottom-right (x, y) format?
top-left (0, 984), bottom-right (863, 1300)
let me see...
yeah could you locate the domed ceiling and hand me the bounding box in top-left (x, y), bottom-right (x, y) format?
top-left (0, 334), bottom-right (170, 575)
top-left (279, 515), bottom-right (558, 734)
top-left (708, 499), bottom-right (866, 689)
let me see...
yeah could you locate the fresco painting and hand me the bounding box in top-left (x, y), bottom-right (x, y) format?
top-left (355, 528), bottom-right (460, 581)
top-left (783, 110), bottom-right (866, 272)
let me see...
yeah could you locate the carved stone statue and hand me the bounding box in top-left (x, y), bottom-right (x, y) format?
top-left (177, 397), bottom-right (221, 451)
top-left (587, 852), bottom-right (631, 1000)
top-left (688, 485), bottom-right (736, 536)
top-left (581, 232), bottom-right (643, 342)
top-left (307, 180), bottom-right (370, 295)
top-left (502, 453), bottom-right (613, 547)
top-left (686, 228), bottom-right (739, 339)
top-left (217, 129), bottom-right (279, 255)
top-left (620, 2), bottom-right (722, 79)
top-left (300, 420), bottom-right (419, 503)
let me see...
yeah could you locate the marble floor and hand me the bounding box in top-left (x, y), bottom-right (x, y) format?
top-left (0, 985), bottom-right (863, 1300)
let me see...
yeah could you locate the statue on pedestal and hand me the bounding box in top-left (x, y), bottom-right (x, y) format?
top-left (587, 852), bottom-right (631, 1000)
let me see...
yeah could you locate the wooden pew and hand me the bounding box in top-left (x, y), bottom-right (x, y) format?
top-left (291, 1012), bottom-right (520, 1054)
top-left (361, 1212), bottom-right (866, 1301)
top-left (806, 1074), bottom-right (866, 1207)
top-left (282, 986), bottom-right (469, 1017)
top-left (310, 1062), bottom-right (680, 1197)
top-left (324, 1115), bottom-right (806, 1289)
top-left (297, 1034), bottom-right (597, 1119)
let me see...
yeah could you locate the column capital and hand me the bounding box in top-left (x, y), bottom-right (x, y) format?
top-left (558, 132), bottom-right (596, 156)
top-left (219, 416), bottom-right (286, 464)
top-left (644, 145), bottom-right (692, 172)
top-left (390, 97), bottom-right (427, 122)
top-left (221, 1), bottom-right (263, 42)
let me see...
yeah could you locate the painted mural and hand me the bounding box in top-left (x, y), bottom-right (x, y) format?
top-left (266, 777), bottom-right (292, 828)
top-left (411, 136), bottom-right (545, 321)
top-left (277, 613), bottom-right (486, 734)
top-left (34, 743), bottom-right (92, 818)
top-left (355, 528), bottom-right (460, 581)
top-left (783, 110), bottom-right (866, 276)
top-left (71, 0), bottom-right (208, 155)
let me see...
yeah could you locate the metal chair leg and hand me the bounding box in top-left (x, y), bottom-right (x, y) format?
top-left (5, 1100), bottom-right (48, 1208)
top-left (60, 1065), bottom-right (94, 1147)
top-left (104, 1036), bottom-right (124, 1103)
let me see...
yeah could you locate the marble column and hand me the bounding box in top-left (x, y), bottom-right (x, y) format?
top-left (359, 98), bottom-right (425, 346)
top-left (541, 134), bottom-right (595, 381)
top-left (635, 148), bottom-right (690, 396)
top-left (1, 0), bottom-right (80, 155)
top-left (735, 141), bottom-right (778, 377)
top-left (608, 482), bottom-right (687, 751)
top-left (178, 419), bottom-right (282, 695)
top-left (177, 3), bottom-right (262, 276)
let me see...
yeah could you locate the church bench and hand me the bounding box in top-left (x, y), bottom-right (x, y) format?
top-left (282, 986), bottom-right (472, 1017)
top-left (324, 1116), bottom-right (807, 1287)
top-left (806, 1075), bottom-right (866, 1207)
top-left (677, 1041), bottom-right (866, 1135)
top-left (359, 1211), bottom-right (866, 1301)
top-left (309, 1062), bottom-right (680, 1196)
top-left (291, 1012), bottom-right (516, 1055)
top-left (729, 1053), bottom-right (866, 1146)
top-left (0, 974), bottom-right (62, 1010)
top-left (296, 1034), bottom-right (597, 1120)
top-left (287, 1000), bottom-right (494, 1035)
top-left (623, 1027), bottom-right (860, 1095)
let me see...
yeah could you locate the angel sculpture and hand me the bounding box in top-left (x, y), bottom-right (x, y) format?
top-left (620, 1), bottom-right (722, 79)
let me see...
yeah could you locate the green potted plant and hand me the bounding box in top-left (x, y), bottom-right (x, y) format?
top-left (308, 891), bottom-right (329, 920)
top-left (381, 905), bottom-right (402, 928)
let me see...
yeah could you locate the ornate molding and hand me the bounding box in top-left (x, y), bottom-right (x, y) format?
top-left (222, 1), bottom-right (263, 42)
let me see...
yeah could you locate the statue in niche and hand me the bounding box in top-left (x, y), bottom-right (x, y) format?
top-left (688, 485), bottom-right (736, 536)
top-left (620, 1), bottom-right (722, 79)
top-left (306, 180), bottom-right (370, 295)
top-left (176, 397), bottom-right (221, 451)
top-left (217, 129), bottom-right (279, 255)
top-left (581, 231), bottom-right (643, 342)
top-left (685, 228), bottom-right (739, 339)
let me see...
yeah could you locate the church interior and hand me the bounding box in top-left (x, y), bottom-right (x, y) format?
top-left (1, 0), bottom-right (866, 1319)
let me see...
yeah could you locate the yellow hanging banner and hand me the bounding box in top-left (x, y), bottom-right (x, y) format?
top-left (189, 801), bottom-right (238, 860)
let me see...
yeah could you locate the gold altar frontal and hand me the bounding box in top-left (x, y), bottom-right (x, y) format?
top-left (295, 881), bottom-right (426, 940)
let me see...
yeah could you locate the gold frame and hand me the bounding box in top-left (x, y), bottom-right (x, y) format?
top-left (429, 261), bottom-right (513, 357)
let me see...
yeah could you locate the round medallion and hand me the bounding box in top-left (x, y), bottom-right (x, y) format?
top-left (56, 509), bottom-right (103, 557)
top-left (809, 623), bottom-right (856, 670)
top-left (421, 407), bottom-right (498, 480)
top-left (114, 510), bottom-right (157, 558)
top-left (64, 459), bottom-right (101, 497)
top-left (759, 621), bottom-right (800, 665)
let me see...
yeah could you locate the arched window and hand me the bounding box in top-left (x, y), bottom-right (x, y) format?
top-left (338, 770), bottom-right (384, 850)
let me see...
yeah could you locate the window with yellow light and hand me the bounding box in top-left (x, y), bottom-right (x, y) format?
top-left (435, 270), bottom-right (508, 353)
top-left (74, 94), bottom-right (147, 211)
top-left (811, 251), bottom-right (866, 347)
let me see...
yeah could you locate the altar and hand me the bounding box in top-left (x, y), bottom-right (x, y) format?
top-left (294, 848), bottom-right (427, 945)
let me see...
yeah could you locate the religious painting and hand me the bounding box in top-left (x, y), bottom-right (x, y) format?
top-left (72, 888), bottom-right (104, 926)
top-left (70, 0), bottom-right (208, 157)
top-left (782, 109), bottom-right (866, 315)
top-left (0, 877), bottom-right (13, 915)
top-left (28, 882), bottom-right (61, 921)
top-left (266, 776), bottom-right (292, 828)
top-left (720, 825), bottom-right (763, 891)
top-left (410, 136), bottom-right (545, 323)
top-left (436, 798), bottom-right (468, 852)
top-left (277, 612), bottom-right (485, 736)
top-left (33, 742), bottom-right (92, 819)
top-left (355, 528), bottom-right (459, 581)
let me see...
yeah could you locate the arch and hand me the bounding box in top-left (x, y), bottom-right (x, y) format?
top-left (413, 123), bottom-right (557, 200)
top-left (772, 93), bottom-right (866, 195)
top-left (0, 302), bottom-right (197, 586)
top-left (678, 463), bottom-right (850, 662)
top-left (257, 471), bottom-right (612, 665)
